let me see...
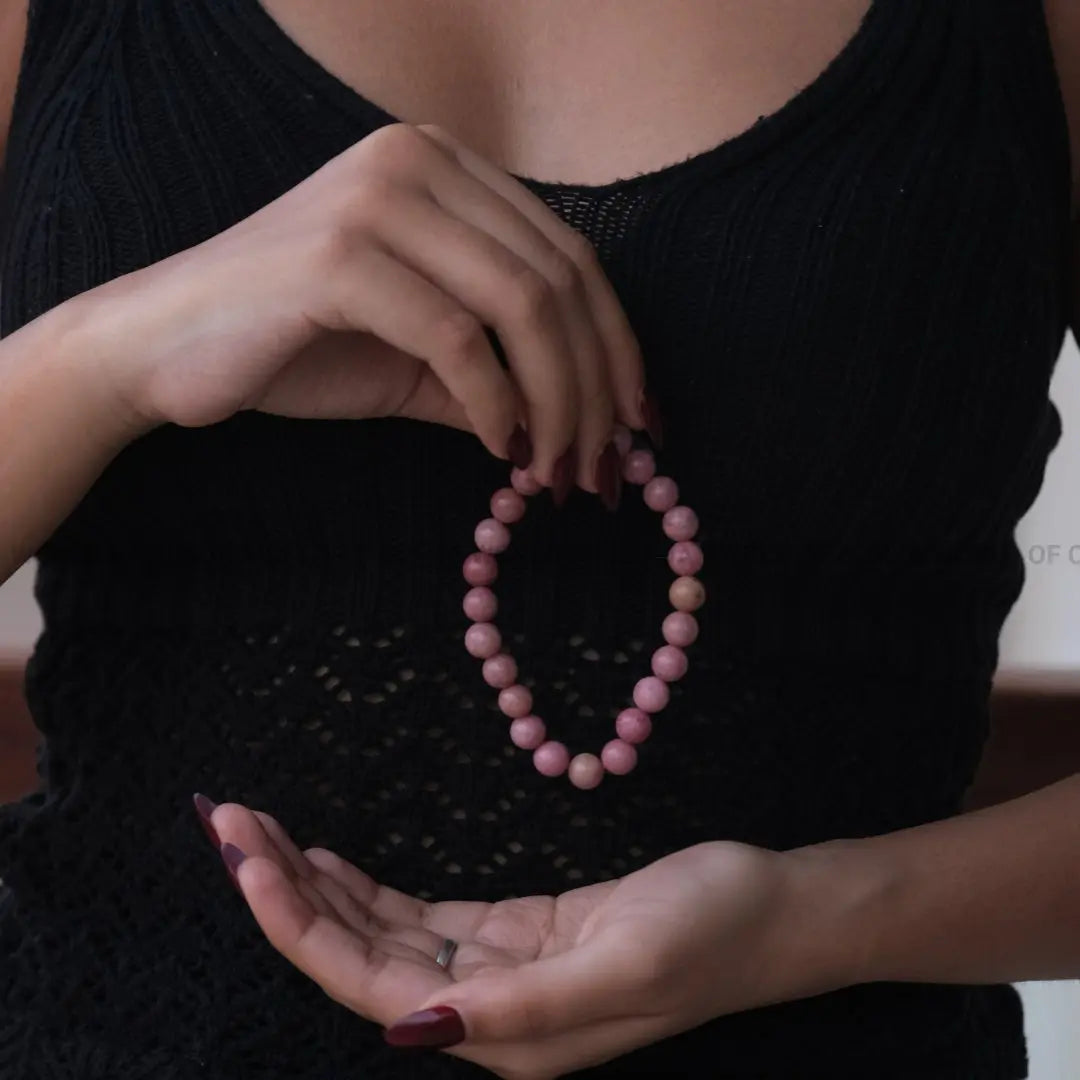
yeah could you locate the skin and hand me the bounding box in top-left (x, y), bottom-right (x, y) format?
top-left (4, 2), bottom-right (1080, 1078)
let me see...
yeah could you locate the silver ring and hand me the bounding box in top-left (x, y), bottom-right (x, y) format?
top-left (435, 938), bottom-right (458, 970)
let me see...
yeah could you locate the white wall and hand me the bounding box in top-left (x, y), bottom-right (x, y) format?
top-left (1, 341), bottom-right (1079, 1072)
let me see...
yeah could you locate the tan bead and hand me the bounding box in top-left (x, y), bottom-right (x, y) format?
top-left (568, 752), bottom-right (604, 790)
top-left (669, 576), bottom-right (706, 612)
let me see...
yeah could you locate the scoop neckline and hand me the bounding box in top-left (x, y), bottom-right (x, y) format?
top-left (234, 0), bottom-right (892, 196)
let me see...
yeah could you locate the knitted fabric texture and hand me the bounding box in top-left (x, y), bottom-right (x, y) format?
top-left (0, 0), bottom-right (1071, 1076)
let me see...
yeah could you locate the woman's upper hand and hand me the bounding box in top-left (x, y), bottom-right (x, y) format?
top-left (76, 122), bottom-right (648, 490)
top-left (200, 798), bottom-right (858, 1080)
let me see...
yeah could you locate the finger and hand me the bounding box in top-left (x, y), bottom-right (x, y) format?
top-left (417, 124), bottom-right (647, 434)
top-left (234, 851), bottom-right (448, 1021)
top-left (367, 192), bottom-right (577, 483)
top-left (320, 244), bottom-right (518, 459)
top-left (210, 803), bottom-right (336, 919)
top-left (305, 847), bottom-right (495, 944)
top-left (420, 145), bottom-right (615, 489)
top-left (405, 937), bottom-right (646, 1045)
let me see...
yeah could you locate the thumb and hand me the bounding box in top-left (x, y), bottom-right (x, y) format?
top-left (384, 943), bottom-right (642, 1048)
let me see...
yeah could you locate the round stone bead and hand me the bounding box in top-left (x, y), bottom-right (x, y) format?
top-left (667, 541), bottom-right (704, 576)
top-left (533, 740), bottom-right (570, 777)
top-left (568, 753), bottom-right (605, 790)
top-left (615, 707), bottom-right (653, 744)
top-left (510, 715), bottom-right (546, 750)
top-left (511, 467), bottom-right (543, 496)
top-left (498, 684), bottom-right (533, 718)
top-left (652, 645), bottom-right (688, 682)
top-left (601, 739), bottom-right (638, 775)
top-left (662, 506), bottom-right (699, 541)
top-left (669, 576), bottom-right (706, 612)
top-left (475, 518), bottom-right (511, 554)
top-left (622, 449), bottom-right (656, 485)
top-left (463, 552), bottom-right (498, 586)
top-left (465, 622), bottom-right (501, 658)
top-left (490, 487), bottom-right (526, 524)
top-left (482, 653), bottom-right (518, 688)
top-left (463, 586), bottom-right (498, 622)
top-left (613, 425), bottom-right (633, 457)
top-left (633, 675), bottom-right (670, 713)
top-left (643, 476), bottom-right (679, 512)
top-left (662, 611), bottom-right (699, 648)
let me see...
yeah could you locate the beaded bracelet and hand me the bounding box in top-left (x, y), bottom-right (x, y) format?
top-left (461, 427), bottom-right (704, 790)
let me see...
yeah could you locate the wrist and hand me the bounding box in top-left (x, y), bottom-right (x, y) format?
top-left (53, 288), bottom-right (162, 442)
top-left (779, 837), bottom-right (899, 993)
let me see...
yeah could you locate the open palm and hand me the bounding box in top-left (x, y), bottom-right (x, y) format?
top-left (201, 798), bottom-right (809, 1079)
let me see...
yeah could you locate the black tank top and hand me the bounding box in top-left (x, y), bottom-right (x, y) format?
top-left (0, 1), bottom-right (1071, 1077)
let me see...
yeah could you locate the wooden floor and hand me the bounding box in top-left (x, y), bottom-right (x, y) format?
top-left (1, 659), bottom-right (1079, 807)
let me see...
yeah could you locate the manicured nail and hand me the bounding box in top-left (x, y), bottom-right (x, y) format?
top-left (595, 441), bottom-right (622, 512)
top-left (192, 792), bottom-right (220, 847)
top-left (384, 1005), bottom-right (466, 1049)
top-left (551, 447), bottom-right (577, 507)
top-left (639, 388), bottom-right (664, 449)
top-left (219, 842), bottom-right (247, 893)
top-left (506, 424), bottom-right (533, 470)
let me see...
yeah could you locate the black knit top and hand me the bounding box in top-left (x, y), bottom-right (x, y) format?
top-left (0, 1), bottom-right (1071, 1077)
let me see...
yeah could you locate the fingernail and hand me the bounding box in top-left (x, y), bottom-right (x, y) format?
top-left (384, 1005), bottom-right (466, 1049)
top-left (219, 842), bottom-right (247, 893)
top-left (595, 441), bottom-right (622, 512)
top-left (192, 792), bottom-right (220, 847)
top-left (506, 424), bottom-right (533, 470)
top-left (551, 447), bottom-right (576, 507)
top-left (639, 388), bottom-right (664, 449)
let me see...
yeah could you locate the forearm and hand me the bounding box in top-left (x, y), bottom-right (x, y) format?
top-left (0, 298), bottom-right (150, 584)
top-left (796, 772), bottom-right (1080, 988)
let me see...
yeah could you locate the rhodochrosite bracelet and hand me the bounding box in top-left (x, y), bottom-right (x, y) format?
top-left (461, 427), bottom-right (705, 790)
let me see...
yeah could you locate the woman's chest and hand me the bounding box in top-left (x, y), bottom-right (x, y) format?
top-left (254, 0), bottom-right (873, 185)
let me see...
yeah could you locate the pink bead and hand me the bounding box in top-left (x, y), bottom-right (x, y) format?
top-left (613, 425), bottom-right (633, 457)
top-left (643, 476), bottom-right (679, 513)
top-left (615, 707), bottom-right (653, 744)
top-left (568, 753), bottom-right (604, 790)
top-left (622, 449), bottom-right (656, 485)
top-left (490, 487), bottom-right (526, 524)
top-left (633, 675), bottom-right (670, 714)
top-left (475, 518), bottom-right (511, 554)
top-left (482, 653), bottom-right (518, 688)
top-left (667, 540), bottom-right (704, 576)
top-left (533, 740), bottom-right (570, 777)
top-left (511, 467), bottom-right (543, 496)
top-left (463, 552), bottom-right (498, 586)
top-left (498, 684), bottom-right (533, 718)
top-left (669, 576), bottom-right (706, 612)
top-left (652, 644), bottom-right (689, 682)
top-left (463, 586), bottom-right (498, 622)
top-left (465, 622), bottom-right (501, 659)
top-left (662, 611), bottom-right (699, 648)
top-left (510, 715), bottom-right (547, 750)
top-left (601, 739), bottom-right (638, 775)
top-left (662, 506), bottom-right (699, 541)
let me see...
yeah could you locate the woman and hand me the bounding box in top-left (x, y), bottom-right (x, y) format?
top-left (1, 0), bottom-right (1079, 1076)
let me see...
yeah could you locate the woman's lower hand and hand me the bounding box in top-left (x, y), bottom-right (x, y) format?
top-left (196, 796), bottom-right (859, 1080)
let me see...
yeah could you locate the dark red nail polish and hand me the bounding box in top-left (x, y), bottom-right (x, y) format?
top-left (220, 842), bottom-right (247, 892)
top-left (384, 1005), bottom-right (466, 1049)
top-left (506, 424), bottom-right (533, 470)
top-left (551, 447), bottom-right (576, 507)
top-left (595, 441), bottom-right (622, 512)
top-left (193, 792), bottom-right (220, 846)
top-left (639, 388), bottom-right (664, 449)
